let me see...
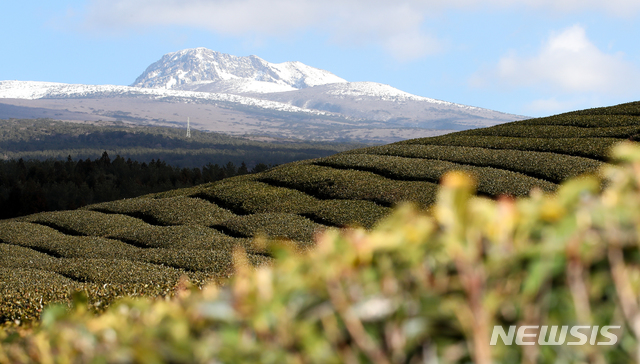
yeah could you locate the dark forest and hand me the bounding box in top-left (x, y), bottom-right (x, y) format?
top-left (0, 152), bottom-right (271, 219)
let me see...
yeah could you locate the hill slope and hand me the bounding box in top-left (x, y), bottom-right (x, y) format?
top-left (1, 101), bottom-right (639, 323)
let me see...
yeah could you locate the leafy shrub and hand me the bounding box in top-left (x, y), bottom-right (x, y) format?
top-left (4, 143), bottom-right (640, 363)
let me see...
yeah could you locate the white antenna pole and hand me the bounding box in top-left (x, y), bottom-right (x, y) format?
top-left (186, 117), bottom-right (191, 138)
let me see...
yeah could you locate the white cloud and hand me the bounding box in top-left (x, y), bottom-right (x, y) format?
top-left (444, 0), bottom-right (640, 16)
top-left (78, 0), bottom-right (442, 61)
top-left (73, 0), bottom-right (640, 61)
top-left (474, 25), bottom-right (640, 96)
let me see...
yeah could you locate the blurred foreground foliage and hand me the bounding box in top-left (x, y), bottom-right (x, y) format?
top-left (5, 143), bottom-right (640, 363)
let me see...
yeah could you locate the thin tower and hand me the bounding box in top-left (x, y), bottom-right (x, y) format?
top-left (186, 117), bottom-right (191, 138)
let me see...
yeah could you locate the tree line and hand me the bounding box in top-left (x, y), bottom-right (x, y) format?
top-left (0, 119), bottom-right (360, 168)
top-left (0, 152), bottom-right (272, 219)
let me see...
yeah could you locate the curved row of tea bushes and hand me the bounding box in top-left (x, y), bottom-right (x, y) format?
top-left (16, 199), bottom-right (317, 250)
top-left (13, 210), bottom-right (265, 253)
top-left (196, 178), bottom-right (318, 215)
top-left (213, 213), bottom-right (324, 248)
top-left (192, 178), bottom-right (391, 228)
top-left (514, 114), bottom-right (640, 127)
top-left (0, 218), bottom-right (272, 271)
top-left (0, 244), bottom-right (185, 285)
top-left (0, 221), bottom-right (141, 259)
top-left (15, 210), bottom-right (151, 237)
top-left (106, 224), bottom-right (245, 250)
top-left (0, 221), bottom-right (252, 277)
top-left (258, 163), bottom-right (440, 208)
top-left (33, 181), bottom-right (378, 242)
top-left (353, 144), bottom-right (603, 183)
top-left (85, 196), bottom-right (236, 226)
top-left (0, 267), bottom-right (83, 322)
top-left (0, 218), bottom-right (272, 323)
top-left (315, 153), bottom-right (557, 197)
top-left (0, 264), bottom-right (184, 324)
top-left (400, 136), bottom-right (619, 161)
top-left (455, 124), bottom-right (640, 139)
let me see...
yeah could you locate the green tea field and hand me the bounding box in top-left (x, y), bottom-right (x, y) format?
top-left (1, 101), bottom-right (639, 323)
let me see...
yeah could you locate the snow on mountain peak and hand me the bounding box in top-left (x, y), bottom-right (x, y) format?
top-left (131, 48), bottom-right (347, 93)
top-left (323, 82), bottom-right (483, 110)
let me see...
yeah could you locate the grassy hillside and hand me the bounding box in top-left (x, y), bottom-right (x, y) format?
top-left (1, 101), bottom-right (639, 324)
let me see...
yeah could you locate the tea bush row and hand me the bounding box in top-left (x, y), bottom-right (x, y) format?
top-left (400, 135), bottom-right (620, 161)
top-left (0, 244), bottom-right (185, 285)
top-left (12, 172), bottom-right (384, 241)
top-left (13, 209), bottom-right (266, 252)
top-left (0, 220), bottom-right (268, 274)
top-left (213, 213), bottom-right (324, 247)
top-left (0, 221), bottom-right (141, 260)
top-left (106, 224), bottom-right (245, 250)
top-left (455, 124), bottom-right (640, 139)
top-left (193, 178), bottom-right (391, 228)
top-left (0, 221), bottom-right (252, 276)
top-left (0, 220), bottom-right (272, 323)
top-left (258, 163), bottom-right (440, 208)
top-left (19, 198), bottom-right (318, 248)
top-left (15, 210), bottom-right (150, 237)
top-left (0, 265), bottom-right (189, 324)
top-left (0, 267), bottom-right (84, 323)
top-left (85, 196), bottom-right (236, 226)
top-left (315, 153), bottom-right (557, 197)
top-left (353, 144), bottom-right (604, 183)
top-left (513, 114), bottom-right (640, 128)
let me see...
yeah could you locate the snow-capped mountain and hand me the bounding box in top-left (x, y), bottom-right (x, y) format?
top-left (0, 48), bottom-right (528, 143)
top-left (0, 80), bottom-right (331, 116)
top-left (132, 48), bottom-right (347, 93)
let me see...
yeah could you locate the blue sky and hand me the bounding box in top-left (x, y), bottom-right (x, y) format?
top-left (3, 1), bottom-right (640, 117)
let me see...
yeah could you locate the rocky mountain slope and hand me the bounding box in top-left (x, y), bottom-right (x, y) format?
top-left (132, 47), bottom-right (347, 92)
